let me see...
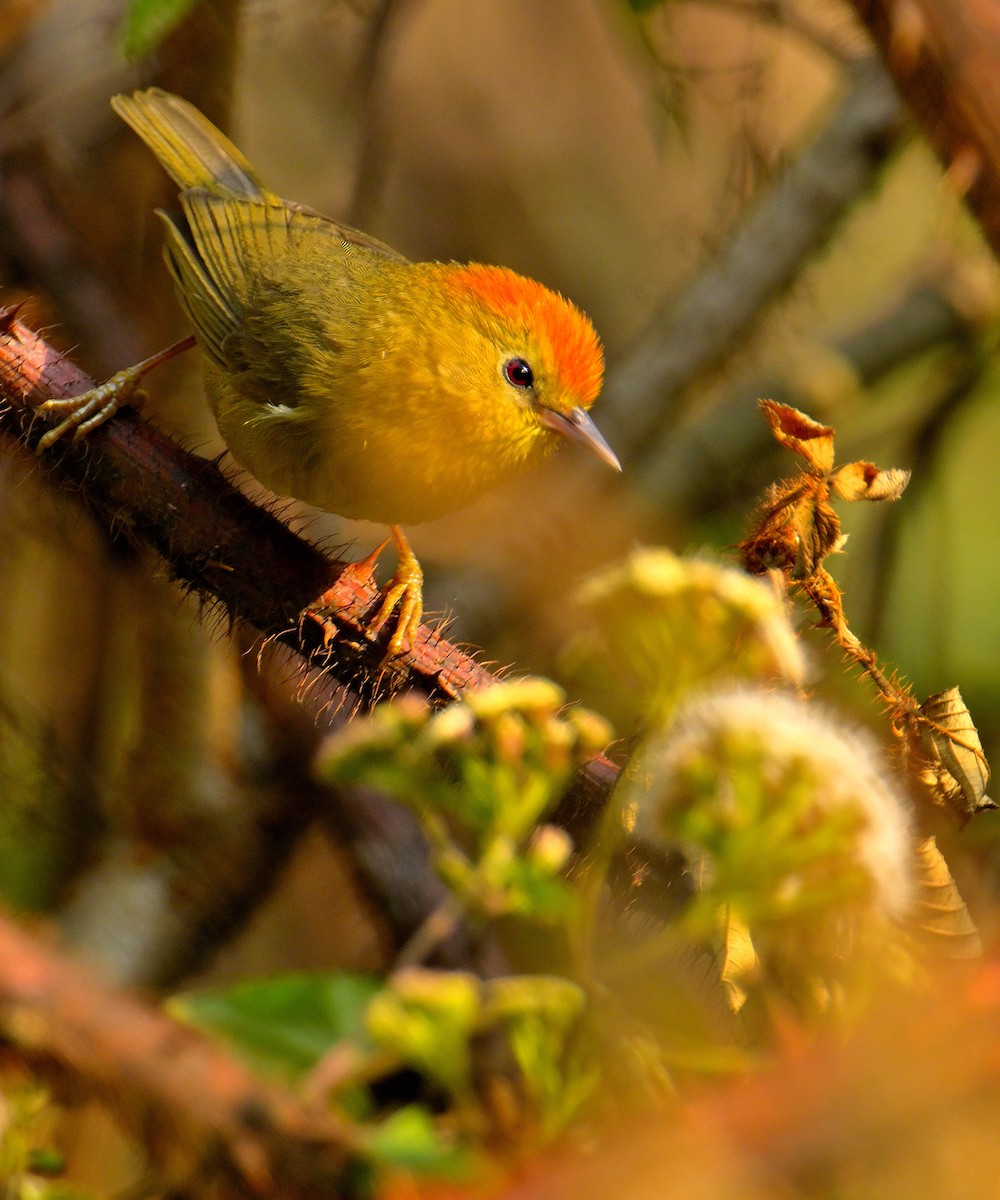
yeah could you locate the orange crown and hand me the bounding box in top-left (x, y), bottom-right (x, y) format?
top-left (447, 264), bottom-right (604, 408)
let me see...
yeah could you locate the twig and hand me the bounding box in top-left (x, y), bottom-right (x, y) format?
top-left (346, 0), bottom-right (419, 229)
top-left (739, 399), bottom-right (993, 824)
top-left (684, 0), bottom-right (860, 63)
top-left (53, 697), bottom-right (326, 990)
top-left (0, 171), bottom-right (149, 376)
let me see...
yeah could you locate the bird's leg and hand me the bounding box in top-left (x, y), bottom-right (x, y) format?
top-left (36, 334), bottom-right (197, 452)
top-left (367, 525), bottom-right (424, 659)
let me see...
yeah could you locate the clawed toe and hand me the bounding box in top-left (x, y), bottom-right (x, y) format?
top-left (36, 377), bottom-right (139, 451)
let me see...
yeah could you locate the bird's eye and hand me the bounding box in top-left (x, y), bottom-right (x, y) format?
top-left (503, 357), bottom-right (534, 390)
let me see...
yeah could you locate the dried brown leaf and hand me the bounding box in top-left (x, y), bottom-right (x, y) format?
top-left (721, 909), bottom-right (759, 1014)
top-left (918, 687), bottom-right (993, 821)
top-left (760, 400), bottom-right (836, 473)
top-left (796, 492), bottom-right (843, 576)
top-left (747, 403), bottom-right (925, 728)
top-left (739, 481), bottom-right (807, 576)
top-left (831, 462), bottom-right (912, 502)
top-left (910, 836), bottom-right (981, 959)
top-left (739, 480), bottom-right (843, 581)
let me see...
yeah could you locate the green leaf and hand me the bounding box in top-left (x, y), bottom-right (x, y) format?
top-left (119, 0), bottom-right (202, 60)
top-left (364, 970), bottom-right (481, 1094)
top-left (365, 1105), bottom-right (473, 1177)
top-left (170, 971), bottom-right (381, 1078)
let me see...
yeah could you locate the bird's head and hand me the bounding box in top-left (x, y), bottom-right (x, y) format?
top-left (443, 264), bottom-right (620, 473)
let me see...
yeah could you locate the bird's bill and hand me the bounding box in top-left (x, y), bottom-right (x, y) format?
top-left (537, 405), bottom-right (622, 472)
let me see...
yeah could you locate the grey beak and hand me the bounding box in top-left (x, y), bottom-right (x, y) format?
top-left (537, 405), bottom-right (622, 472)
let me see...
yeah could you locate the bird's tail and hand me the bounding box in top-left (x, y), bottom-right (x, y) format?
top-left (111, 88), bottom-right (278, 203)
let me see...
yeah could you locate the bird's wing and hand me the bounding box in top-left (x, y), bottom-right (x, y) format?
top-left (159, 191), bottom-right (406, 376)
top-left (285, 199), bottom-right (408, 261)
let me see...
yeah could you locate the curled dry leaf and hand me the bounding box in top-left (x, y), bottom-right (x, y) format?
top-left (760, 399), bottom-right (836, 473)
top-left (917, 687), bottom-right (994, 821)
top-left (831, 461), bottom-right (911, 502)
top-left (910, 836), bottom-right (981, 960)
top-left (739, 479), bottom-right (843, 579)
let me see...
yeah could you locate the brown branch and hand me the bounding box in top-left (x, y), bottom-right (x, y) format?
top-left (346, 0), bottom-right (419, 229)
top-left (848, 0), bottom-right (1000, 260)
top-left (53, 718), bottom-right (326, 990)
top-left (0, 171), bottom-right (150, 375)
top-left (0, 908), bottom-right (354, 1196)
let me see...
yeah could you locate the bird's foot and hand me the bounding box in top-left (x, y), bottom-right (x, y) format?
top-left (367, 565), bottom-right (423, 662)
top-left (367, 526), bottom-right (424, 662)
top-left (35, 335), bottom-right (197, 452)
top-left (36, 368), bottom-right (144, 451)
top-left (312, 527), bottom-right (423, 663)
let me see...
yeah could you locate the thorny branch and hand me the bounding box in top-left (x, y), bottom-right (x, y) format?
top-left (0, 305), bottom-right (495, 710)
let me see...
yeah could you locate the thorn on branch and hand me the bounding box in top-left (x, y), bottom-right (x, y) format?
top-left (0, 301), bottom-right (27, 336)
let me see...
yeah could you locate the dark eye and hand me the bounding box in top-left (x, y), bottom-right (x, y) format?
top-left (503, 357), bottom-right (534, 390)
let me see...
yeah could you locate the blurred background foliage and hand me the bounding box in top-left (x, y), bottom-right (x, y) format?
top-left (2, 0), bottom-right (1000, 1193)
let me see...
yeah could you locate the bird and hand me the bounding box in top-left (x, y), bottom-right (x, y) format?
top-left (38, 88), bottom-right (620, 659)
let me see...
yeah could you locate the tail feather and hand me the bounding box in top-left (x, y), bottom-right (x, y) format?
top-left (111, 88), bottom-right (276, 202)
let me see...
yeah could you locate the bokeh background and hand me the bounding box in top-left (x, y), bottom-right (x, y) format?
top-left (2, 0), bottom-right (1000, 1190)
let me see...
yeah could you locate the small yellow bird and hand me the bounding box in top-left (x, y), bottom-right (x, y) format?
top-left (39, 89), bottom-right (620, 657)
